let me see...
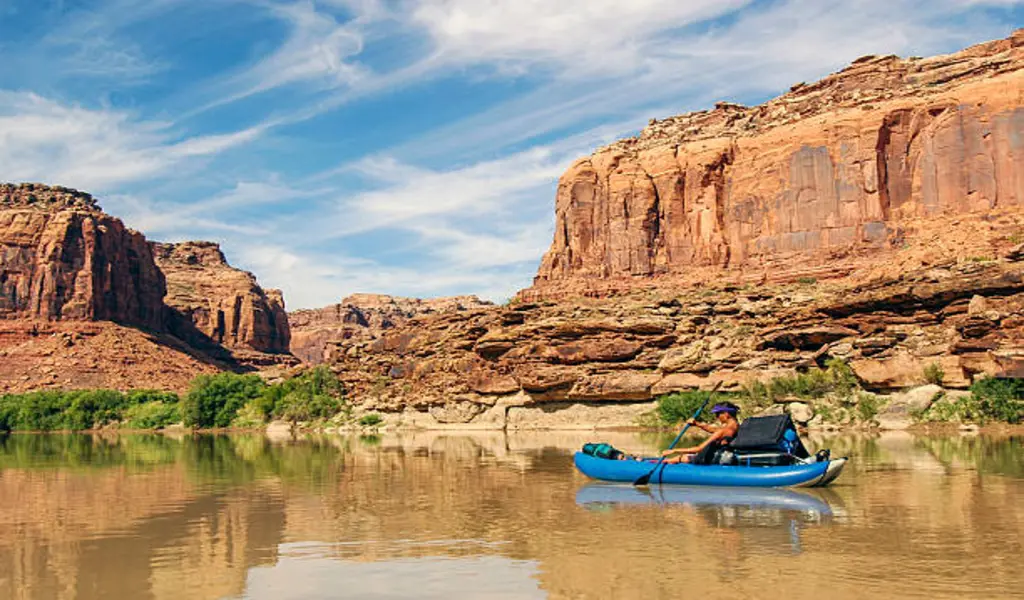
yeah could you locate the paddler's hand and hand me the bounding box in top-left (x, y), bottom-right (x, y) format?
top-left (661, 449), bottom-right (675, 457)
top-left (686, 418), bottom-right (698, 426)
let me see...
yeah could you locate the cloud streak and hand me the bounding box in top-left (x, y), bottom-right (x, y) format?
top-left (0, 92), bottom-right (265, 192)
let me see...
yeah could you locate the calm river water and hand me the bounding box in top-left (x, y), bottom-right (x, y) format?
top-left (0, 430), bottom-right (1021, 600)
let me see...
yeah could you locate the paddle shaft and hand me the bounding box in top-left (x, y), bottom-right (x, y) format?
top-left (634, 381), bottom-right (723, 486)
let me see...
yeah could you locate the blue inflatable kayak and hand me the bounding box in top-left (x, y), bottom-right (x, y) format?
top-left (574, 452), bottom-right (847, 488)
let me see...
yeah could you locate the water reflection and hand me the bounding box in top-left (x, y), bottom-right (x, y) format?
top-left (0, 431), bottom-right (1020, 599)
top-left (576, 484), bottom-right (837, 555)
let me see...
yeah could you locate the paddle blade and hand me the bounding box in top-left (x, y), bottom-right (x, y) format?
top-left (633, 465), bottom-right (658, 486)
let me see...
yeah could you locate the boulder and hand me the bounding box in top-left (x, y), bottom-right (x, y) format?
top-left (514, 365), bottom-right (583, 393)
top-left (851, 354), bottom-right (968, 390)
top-left (553, 339), bottom-right (642, 364)
top-left (467, 370), bottom-right (520, 395)
top-left (429, 400), bottom-right (484, 424)
top-left (967, 295), bottom-right (990, 317)
top-left (893, 385), bottom-right (944, 413)
top-left (786, 402), bottom-right (814, 425)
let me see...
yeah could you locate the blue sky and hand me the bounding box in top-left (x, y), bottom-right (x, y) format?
top-left (1, 0), bottom-right (1021, 309)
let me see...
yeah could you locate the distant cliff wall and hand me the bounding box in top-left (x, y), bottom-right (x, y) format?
top-left (289, 294), bottom-right (493, 364)
top-left (529, 30), bottom-right (1024, 298)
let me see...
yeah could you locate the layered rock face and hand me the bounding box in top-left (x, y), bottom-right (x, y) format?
top-left (0, 184), bottom-right (166, 329)
top-left (330, 246), bottom-right (1024, 427)
top-left (289, 294), bottom-right (493, 364)
top-left (153, 241), bottom-right (291, 356)
top-left (529, 30), bottom-right (1024, 298)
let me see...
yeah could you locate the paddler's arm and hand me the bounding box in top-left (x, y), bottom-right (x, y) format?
top-left (661, 428), bottom-right (728, 456)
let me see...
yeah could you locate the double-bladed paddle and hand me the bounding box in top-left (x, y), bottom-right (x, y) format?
top-left (633, 380), bottom-right (724, 486)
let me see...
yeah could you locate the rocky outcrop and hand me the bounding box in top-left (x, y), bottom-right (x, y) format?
top-left (289, 294), bottom-right (493, 364)
top-left (153, 241), bottom-right (291, 356)
top-left (528, 30), bottom-right (1024, 299)
top-left (0, 183), bottom-right (166, 329)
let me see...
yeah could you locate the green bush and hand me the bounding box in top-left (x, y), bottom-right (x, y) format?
top-left (923, 363), bottom-right (945, 386)
top-left (742, 359), bottom-right (858, 404)
top-left (654, 390), bottom-right (715, 425)
top-left (66, 389), bottom-right (132, 430)
top-left (183, 373), bottom-right (266, 428)
top-left (124, 401), bottom-right (181, 429)
top-left (126, 389), bottom-right (180, 405)
top-left (358, 413), bottom-right (383, 427)
top-left (855, 393), bottom-right (882, 422)
top-left (923, 394), bottom-right (982, 423)
top-left (259, 366), bottom-right (346, 424)
top-left (0, 368), bottom-right (348, 432)
top-left (0, 389), bottom-right (157, 431)
top-left (971, 377), bottom-right (1024, 424)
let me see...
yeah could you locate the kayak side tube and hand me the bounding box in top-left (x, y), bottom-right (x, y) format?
top-left (574, 453), bottom-right (847, 488)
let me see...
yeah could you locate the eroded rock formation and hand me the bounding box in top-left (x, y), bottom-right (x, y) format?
top-left (289, 294), bottom-right (493, 364)
top-left (153, 241), bottom-right (291, 356)
top-left (329, 247), bottom-right (1024, 427)
top-left (528, 30), bottom-right (1024, 299)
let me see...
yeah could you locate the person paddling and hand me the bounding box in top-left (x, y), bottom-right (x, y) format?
top-left (660, 402), bottom-right (740, 464)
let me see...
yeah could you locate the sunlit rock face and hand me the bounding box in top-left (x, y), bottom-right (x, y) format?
top-left (288, 294), bottom-right (494, 364)
top-left (0, 183), bottom-right (166, 329)
top-left (528, 30), bottom-right (1024, 299)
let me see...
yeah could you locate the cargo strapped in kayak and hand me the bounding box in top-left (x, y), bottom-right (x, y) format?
top-left (728, 414), bottom-right (810, 464)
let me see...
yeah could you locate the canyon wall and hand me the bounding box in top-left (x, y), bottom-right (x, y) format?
top-left (153, 241), bottom-right (291, 356)
top-left (324, 32), bottom-right (1024, 428)
top-left (289, 294), bottom-right (493, 364)
top-left (529, 30), bottom-right (1024, 298)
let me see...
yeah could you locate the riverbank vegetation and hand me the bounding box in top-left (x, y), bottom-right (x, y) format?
top-left (646, 360), bottom-right (1022, 428)
top-left (0, 367), bottom-right (353, 432)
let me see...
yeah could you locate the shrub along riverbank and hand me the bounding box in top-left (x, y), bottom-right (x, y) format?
top-left (1, 361), bottom-right (1020, 433)
top-left (646, 360), bottom-right (1023, 428)
top-left (0, 367), bottom-right (373, 433)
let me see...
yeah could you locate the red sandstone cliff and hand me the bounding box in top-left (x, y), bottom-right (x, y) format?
top-left (0, 184), bottom-right (294, 392)
top-left (289, 294), bottom-right (493, 363)
top-left (528, 30), bottom-right (1024, 298)
top-left (0, 184), bottom-right (166, 329)
top-left (153, 241), bottom-right (291, 356)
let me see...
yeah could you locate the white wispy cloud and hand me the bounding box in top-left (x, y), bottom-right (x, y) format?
top-left (196, 0), bottom-right (380, 112)
top-left (0, 92), bottom-right (265, 192)
top-left (409, 0), bottom-right (751, 75)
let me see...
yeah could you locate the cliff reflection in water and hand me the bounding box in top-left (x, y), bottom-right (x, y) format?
top-left (0, 431), bottom-right (1021, 600)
